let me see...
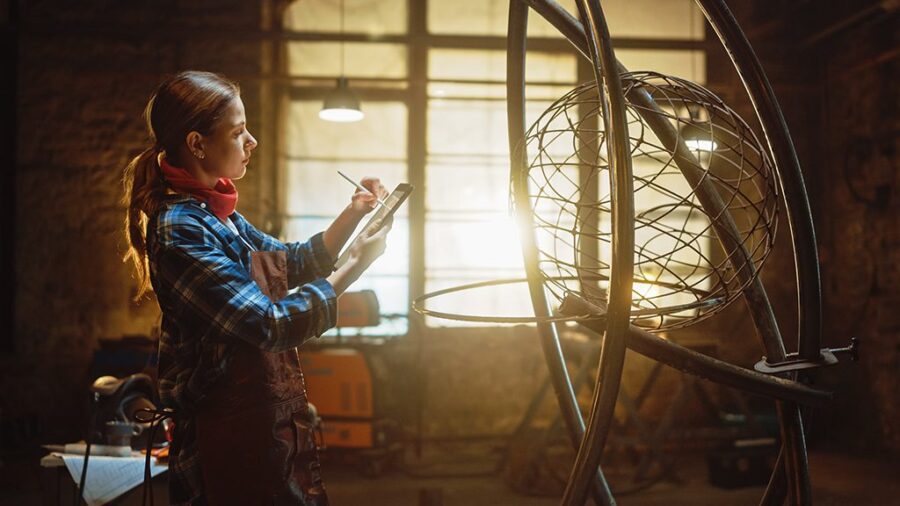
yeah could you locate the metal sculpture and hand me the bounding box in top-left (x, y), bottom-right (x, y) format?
top-left (524, 71), bottom-right (779, 331)
top-left (414, 0), bottom-right (857, 504)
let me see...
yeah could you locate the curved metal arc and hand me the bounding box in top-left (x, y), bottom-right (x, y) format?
top-left (523, 0), bottom-right (784, 360)
top-left (524, 0), bottom-right (786, 499)
top-left (695, 0), bottom-right (822, 363)
top-left (512, 3), bottom-right (817, 505)
top-left (506, 2), bottom-right (614, 504)
top-left (413, 275), bottom-right (725, 324)
top-left (518, 3), bottom-right (811, 504)
top-left (557, 293), bottom-right (832, 408)
top-left (561, 1), bottom-right (635, 505)
top-left (693, 3), bottom-right (816, 504)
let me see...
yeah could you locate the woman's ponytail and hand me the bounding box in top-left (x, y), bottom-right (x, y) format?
top-left (121, 71), bottom-right (240, 301)
top-left (122, 145), bottom-right (167, 301)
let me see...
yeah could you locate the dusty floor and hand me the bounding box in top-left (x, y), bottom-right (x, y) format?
top-left (3, 447), bottom-right (898, 505)
top-left (323, 450), bottom-right (900, 506)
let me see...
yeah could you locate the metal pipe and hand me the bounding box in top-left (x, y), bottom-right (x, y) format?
top-left (560, 1), bottom-right (634, 504)
top-left (506, 2), bottom-right (614, 504)
top-left (518, 1), bottom-right (813, 502)
top-left (694, 3), bottom-right (816, 503)
top-left (558, 294), bottom-right (832, 407)
top-left (694, 0), bottom-right (821, 363)
top-left (518, 1), bottom-right (785, 364)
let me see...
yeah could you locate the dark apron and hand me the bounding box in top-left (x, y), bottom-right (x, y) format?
top-left (195, 248), bottom-right (328, 505)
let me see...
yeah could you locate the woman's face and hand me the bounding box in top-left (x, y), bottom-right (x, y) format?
top-left (198, 96), bottom-right (258, 182)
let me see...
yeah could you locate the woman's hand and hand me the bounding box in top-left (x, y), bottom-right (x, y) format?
top-left (348, 215), bottom-right (392, 271)
top-left (349, 176), bottom-right (388, 215)
top-left (326, 216), bottom-right (393, 295)
top-left (322, 176), bottom-right (389, 260)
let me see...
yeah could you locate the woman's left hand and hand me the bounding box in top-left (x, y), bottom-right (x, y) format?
top-left (350, 176), bottom-right (388, 214)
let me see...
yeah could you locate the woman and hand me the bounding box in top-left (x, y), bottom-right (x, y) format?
top-left (122, 70), bottom-right (389, 505)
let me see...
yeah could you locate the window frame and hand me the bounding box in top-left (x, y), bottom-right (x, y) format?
top-left (278, 0), bottom-right (710, 337)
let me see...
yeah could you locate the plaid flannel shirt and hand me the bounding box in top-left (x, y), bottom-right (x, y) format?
top-left (147, 195), bottom-right (337, 505)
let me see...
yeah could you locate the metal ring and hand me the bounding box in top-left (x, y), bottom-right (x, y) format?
top-left (413, 276), bottom-right (724, 324)
top-left (413, 277), bottom-right (594, 324)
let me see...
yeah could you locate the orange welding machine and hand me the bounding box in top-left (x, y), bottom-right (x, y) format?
top-left (302, 348), bottom-right (376, 448)
top-left (300, 290), bottom-right (401, 475)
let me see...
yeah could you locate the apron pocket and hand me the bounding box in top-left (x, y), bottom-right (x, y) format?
top-left (287, 411), bottom-right (328, 502)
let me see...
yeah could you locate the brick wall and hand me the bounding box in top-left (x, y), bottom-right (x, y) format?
top-left (707, 1), bottom-right (900, 453)
top-left (813, 10), bottom-right (899, 451)
top-left (3, 0), bottom-right (269, 439)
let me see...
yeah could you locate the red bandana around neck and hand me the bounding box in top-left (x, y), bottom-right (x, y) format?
top-left (160, 157), bottom-right (238, 221)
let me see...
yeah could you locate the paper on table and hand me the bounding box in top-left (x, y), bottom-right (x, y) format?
top-left (57, 452), bottom-right (167, 506)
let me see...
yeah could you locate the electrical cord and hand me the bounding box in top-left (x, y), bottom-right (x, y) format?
top-left (75, 440), bottom-right (91, 506)
top-left (74, 392), bottom-right (100, 506)
top-left (134, 407), bottom-right (176, 506)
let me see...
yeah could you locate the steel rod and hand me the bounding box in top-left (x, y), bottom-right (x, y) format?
top-left (694, 2), bottom-right (818, 503)
top-left (506, 2), bottom-right (614, 504)
top-left (521, 2), bottom-right (784, 365)
top-left (558, 294), bottom-right (831, 407)
top-left (561, 1), bottom-right (635, 504)
top-left (517, 2), bottom-right (813, 503)
top-left (694, 0), bottom-right (822, 362)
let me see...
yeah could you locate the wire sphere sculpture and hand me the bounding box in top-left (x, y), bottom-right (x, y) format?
top-left (519, 71), bottom-right (779, 330)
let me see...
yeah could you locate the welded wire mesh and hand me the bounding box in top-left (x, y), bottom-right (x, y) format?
top-left (516, 71), bottom-right (779, 330)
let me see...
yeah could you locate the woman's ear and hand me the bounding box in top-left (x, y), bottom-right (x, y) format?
top-left (185, 131), bottom-right (206, 160)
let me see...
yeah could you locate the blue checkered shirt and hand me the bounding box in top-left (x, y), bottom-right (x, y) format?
top-left (147, 196), bottom-right (337, 504)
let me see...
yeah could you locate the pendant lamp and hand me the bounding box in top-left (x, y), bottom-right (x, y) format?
top-left (681, 107), bottom-right (717, 152)
top-left (320, 77), bottom-right (364, 122)
top-left (320, 0), bottom-right (364, 122)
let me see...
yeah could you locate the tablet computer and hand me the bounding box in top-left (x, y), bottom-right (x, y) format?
top-left (334, 183), bottom-right (414, 269)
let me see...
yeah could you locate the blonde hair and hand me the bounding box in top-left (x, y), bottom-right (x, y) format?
top-left (122, 71), bottom-right (240, 300)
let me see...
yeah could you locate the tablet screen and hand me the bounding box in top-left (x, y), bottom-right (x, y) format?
top-left (334, 183), bottom-right (414, 269)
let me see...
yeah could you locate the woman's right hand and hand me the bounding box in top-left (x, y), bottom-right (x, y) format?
top-left (348, 216), bottom-right (392, 272)
top-left (326, 216), bottom-right (392, 295)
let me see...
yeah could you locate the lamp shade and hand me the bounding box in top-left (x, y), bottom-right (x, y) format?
top-left (319, 77), bottom-right (364, 123)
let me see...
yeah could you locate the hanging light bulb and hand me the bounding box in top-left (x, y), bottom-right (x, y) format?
top-left (682, 122), bottom-right (718, 152)
top-left (320, 0), bottom-right (364, 123)
top-left (320, 77), bottom-right (364, 122)
top-left (681, 106), bottom-right (717, 152)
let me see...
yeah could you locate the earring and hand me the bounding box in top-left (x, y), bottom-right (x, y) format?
top-left (195, 151), bottom-right (205, 159)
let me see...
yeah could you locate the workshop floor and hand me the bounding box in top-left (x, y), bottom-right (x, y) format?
top-left (2, 448), bottom-right (898, 505)
top-left (323, 450), bottom-right (900, 506)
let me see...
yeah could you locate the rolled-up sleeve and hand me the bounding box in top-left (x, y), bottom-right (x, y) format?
top-left (156, 221), bottom-right (337, 352)
top-left (284, 231), bottom-right (336, 286)
top-left (238, 216), bottom-right (336, 287)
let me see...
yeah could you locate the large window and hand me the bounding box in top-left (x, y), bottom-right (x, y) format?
top-left (424, 48), bottom-right (577, 327)
top-left (282, 0), bottom-right (707, 335)
top-left (281, 100), bottom-right (410, 336)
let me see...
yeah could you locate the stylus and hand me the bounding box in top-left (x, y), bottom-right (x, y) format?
top-left (337, 170), bottom-right (388, 209)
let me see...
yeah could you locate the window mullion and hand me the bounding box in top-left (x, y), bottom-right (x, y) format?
top-left (407, 0), bottom-right (428, 335)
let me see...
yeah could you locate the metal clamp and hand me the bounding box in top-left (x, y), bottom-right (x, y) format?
top-left (755, 338), bottom-right (859, 374)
